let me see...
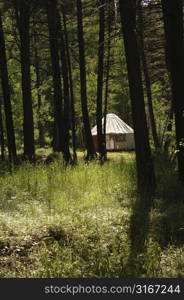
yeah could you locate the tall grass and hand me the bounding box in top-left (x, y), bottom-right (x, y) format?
top-left (0, 152), bottom-right (183, 278)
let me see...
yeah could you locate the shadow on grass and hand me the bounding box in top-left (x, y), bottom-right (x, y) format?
top-left (122, 157), bottom-right (184, 277)
top-left (122, 192), bottom-right (154, 277)
top-left (150, 174), bottom-right (184, 248)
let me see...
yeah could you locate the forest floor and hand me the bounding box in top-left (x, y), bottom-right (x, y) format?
top-left (0, 151), bottom-right (184, 277)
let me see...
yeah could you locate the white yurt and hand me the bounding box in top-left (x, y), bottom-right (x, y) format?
top-left (91, 113), bottom-right (135, 151)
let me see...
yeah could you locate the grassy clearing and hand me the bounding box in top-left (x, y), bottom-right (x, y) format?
top-left (0, 152), bottom-right (184, 278)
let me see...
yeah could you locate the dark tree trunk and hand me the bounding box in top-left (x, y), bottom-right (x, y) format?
top-left (104, 0), bottom-right (112, 159)
top-left (137, 3), bottom-right (160, 149)
top-left (119, 0), bottom-right (156, 193)
top-left (163, 109), bottom-right (174, 156)
top-left (58, 11), bottom-right (71, 163)
top-left (15, 1), bottom-right (35, 161)
top-left (62, 4), bottom-right (77, 162)
top-left (161, 0), bottom-right (184, 181)
top-left (46, 0), bottom-right (64, 154)
top-left (33, 28), bottom-right (45, 148)
top-left (0, 99), bottom-right (5, 161)
top-left (96, 0), bottom-right (105, 160)
top-left (76, 0), bottom-right (96, 160)
top-left (0, 10), bottom-right (17, 163)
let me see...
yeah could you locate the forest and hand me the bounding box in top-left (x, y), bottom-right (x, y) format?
top-left (0, 0), bottom-right (184, 278)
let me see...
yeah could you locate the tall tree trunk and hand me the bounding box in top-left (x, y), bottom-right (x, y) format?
top-left (76, 0), bottom-right (96, 160)
top-left (62, 4), bottom-right (77, 162)
top-left (104, 0), bottom-right (112, 159)
top-left (137, 3), bottom-right (160, 149)
top-left (161, 0), bottom-right (184, 181)
top-left (0, 99), bottom-right (5, 161)
top-left (119, 0), bottom-right (156, 193)
top-left (58, 11), bottom-right (71, 163)
top-left (0, 9), bottom-right (17, 163)
top-left (15, 0), bottom-right (35, 161)
top-left (163, 109), bottom-right (173, 156)
top-left (46, 0), bottom-right (64, 154)
top-left (33, 27), bottom-right (45, 148)
top-left (96, 0), bottom-right (105, 160)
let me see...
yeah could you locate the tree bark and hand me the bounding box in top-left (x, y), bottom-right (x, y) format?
top-left (58, 10), bottom-right (72, 163)
top-left (62, 4), bottom-right (77, 162)
top-left (33, 28), bottom-right (45, 148)
top-left (0, 9), bottom-right (17, 163)
top-left (0, 99), bottom-right (5, 161)
top-left (161, 0), bottom-right (184, 181)
top-left (119, 0), bottom-right (156, 193)
top-left (46, 0), bottom-right (64, 154)
top-left (76, 0), bottom-right (96, 160)
top-left (104, 0), bottom-right (112, 159)
top-left (15, 0), bottom-right (35, 160)
top-left (96, 0), bottom-right (105, 160)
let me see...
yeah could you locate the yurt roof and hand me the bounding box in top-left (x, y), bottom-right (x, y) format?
top-left (91, 113), bottom-right (134, 135)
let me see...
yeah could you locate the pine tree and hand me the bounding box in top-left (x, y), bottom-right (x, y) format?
top-left (161, 0), bottom-right (184, 181)
top-left (76, 0), bottom-right (96, 160)
top-left (0, 9), bottom-right (17, 162)
top-left (15, 0), bottom-right (35, 160)
top-left (119, 0), bottom-right (156, 193)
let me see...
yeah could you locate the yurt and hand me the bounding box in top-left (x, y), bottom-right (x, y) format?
top-left (91, 113), bottom-right (135, 151)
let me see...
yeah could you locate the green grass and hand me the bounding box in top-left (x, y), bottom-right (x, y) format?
top-left (0, 152), bottom-right (184, 278)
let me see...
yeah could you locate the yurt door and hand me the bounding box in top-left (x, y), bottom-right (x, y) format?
top-left (106, 135), bottom-right (113, 150)
top-left (110, 137), bottom-right (114, 149)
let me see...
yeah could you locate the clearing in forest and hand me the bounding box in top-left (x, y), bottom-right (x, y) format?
top-left (0, 152), bottom-right (183, 277)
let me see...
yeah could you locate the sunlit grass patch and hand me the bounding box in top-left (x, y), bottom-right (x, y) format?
top-left (0, 151), bottom-right (184, 278)
top-left (0, 152), bottom-right (134, 277)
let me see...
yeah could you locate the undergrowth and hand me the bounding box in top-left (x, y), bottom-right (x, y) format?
top-left (0, 152), bottom-right (183, 278)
